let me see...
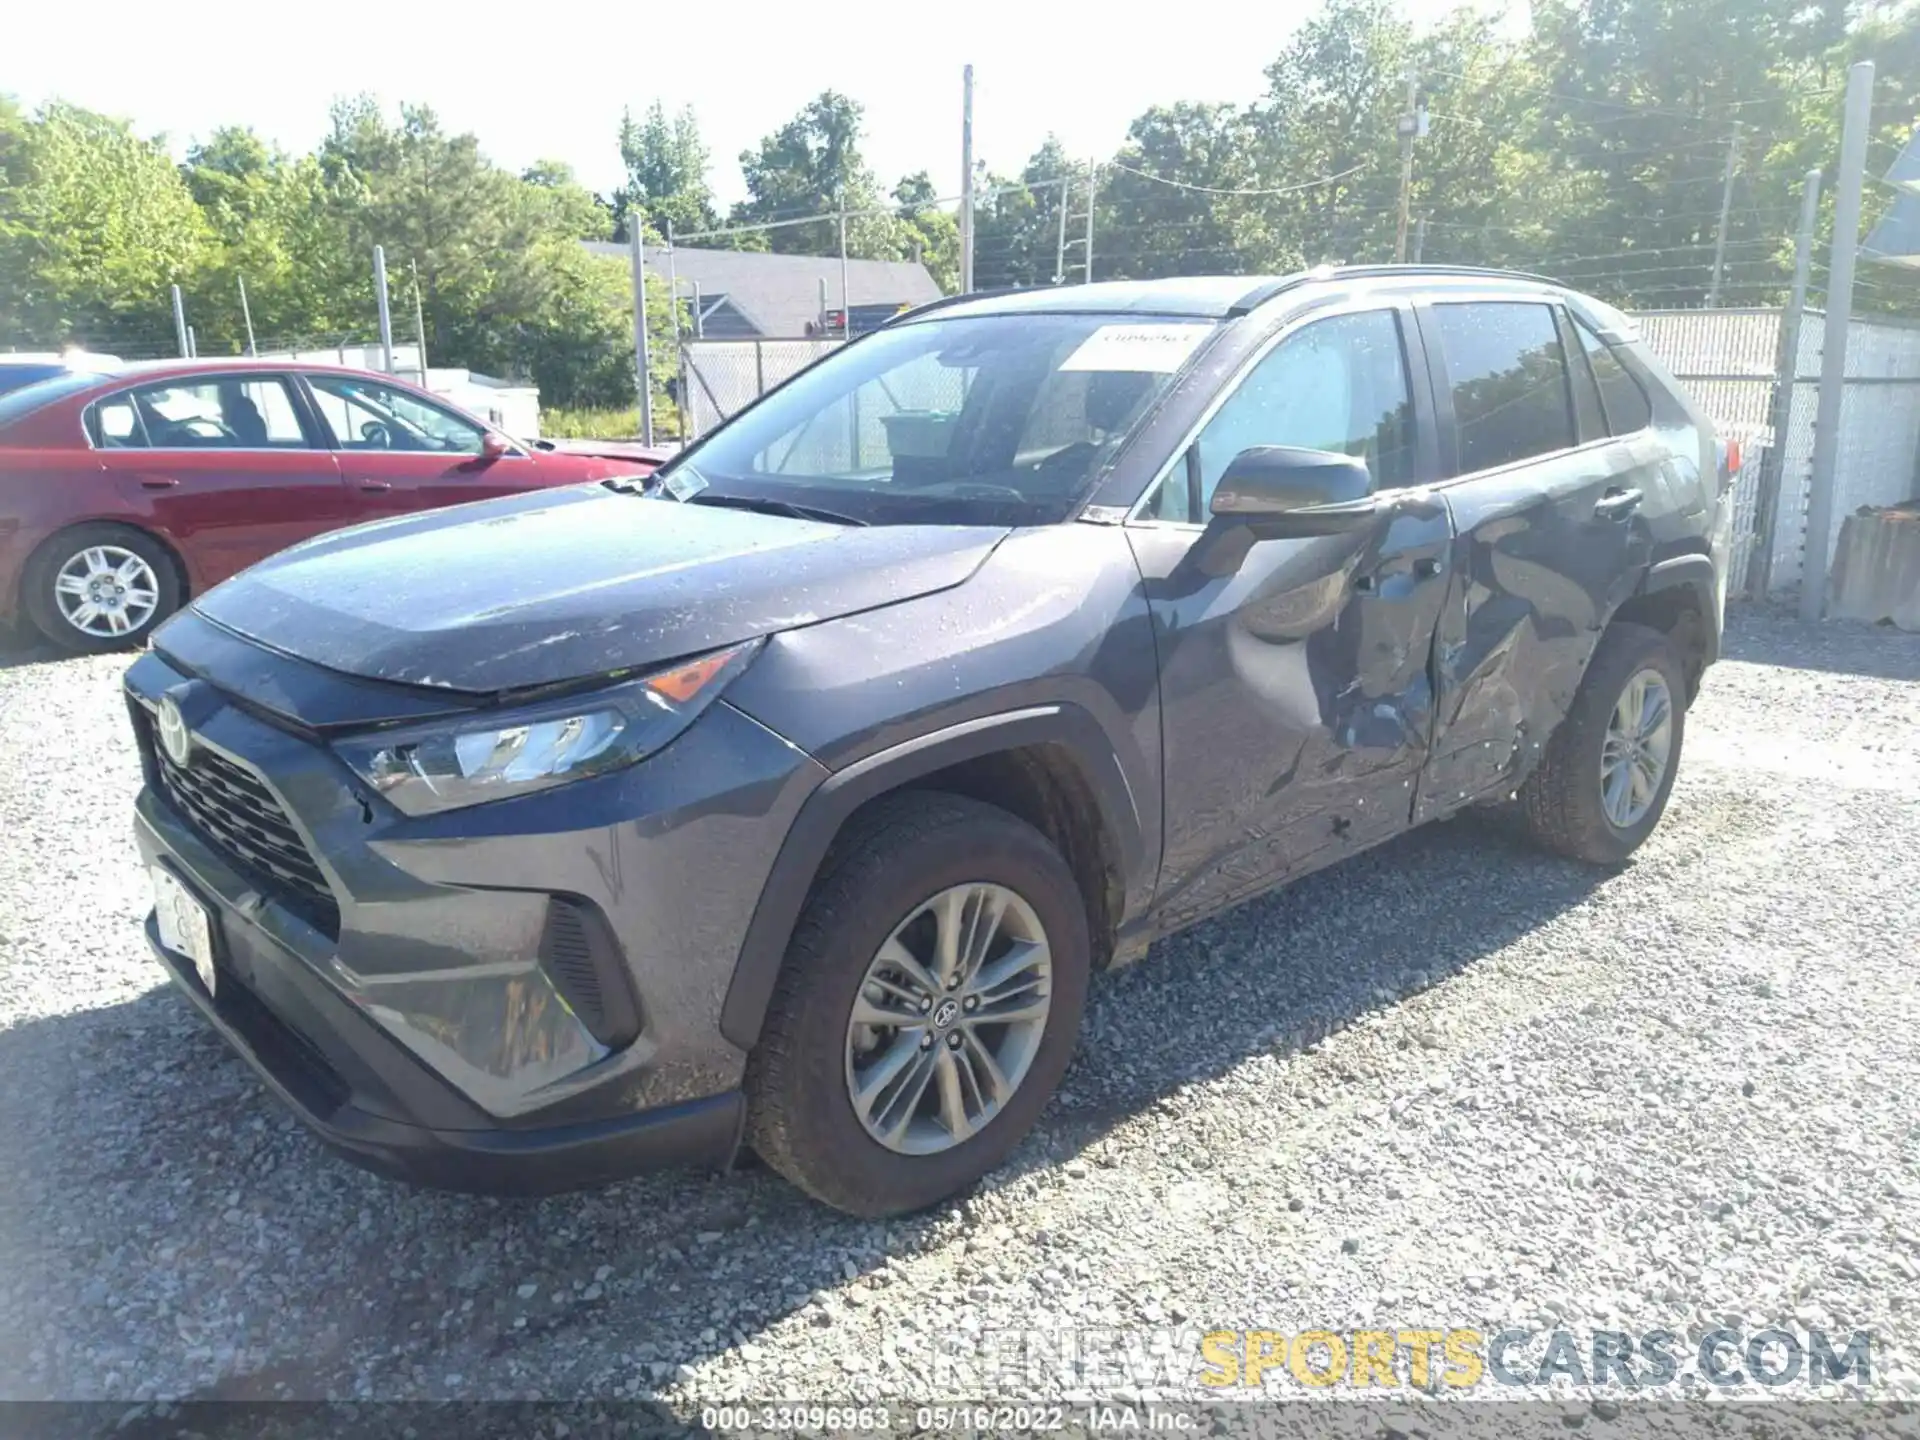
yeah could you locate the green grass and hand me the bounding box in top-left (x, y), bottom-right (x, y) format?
top-left (542, 404), bottom-right (685, 441)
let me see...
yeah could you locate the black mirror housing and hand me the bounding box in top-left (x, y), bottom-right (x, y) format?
top-left (1209, 445), bottom-right (1376, 537)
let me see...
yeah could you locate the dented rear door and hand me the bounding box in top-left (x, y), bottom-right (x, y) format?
top-left (1414, 297), bottom-right (1654, 820)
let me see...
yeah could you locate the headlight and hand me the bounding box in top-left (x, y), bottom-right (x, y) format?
top-left (335, 639), bottom-right (763, 815)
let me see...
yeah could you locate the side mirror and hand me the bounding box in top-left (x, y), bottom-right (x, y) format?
top-left (480, 431), bottom-right (511, 460)
top-left (1210, 445), bottom-right (1376, 537)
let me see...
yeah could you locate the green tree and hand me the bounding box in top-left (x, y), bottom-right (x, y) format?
top-left (315, 98), bottom-right (640, 407)
top-left (893, 170), bottom-right (960, 293)
top-left (616, 102), bottom-right (718, 241)
top-left (971, 137), bottom-right (1077, 289)
top-left (1095, 104), bottom-right (1260, 280)
top-left (0, 101), bottom-right (213, 350)
top-left (180, 126), bottom-right (359, 350)
top-left (733, 91), bottom-right (899, 257)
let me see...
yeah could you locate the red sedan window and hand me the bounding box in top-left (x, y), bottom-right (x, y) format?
top-left (307, 375), bottom-right (488, 455)
top-left (88, 377), bottom-right (312, 450)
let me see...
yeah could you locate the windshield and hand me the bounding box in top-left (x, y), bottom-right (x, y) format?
top-left (658, 312), bottom-right (1216, 526)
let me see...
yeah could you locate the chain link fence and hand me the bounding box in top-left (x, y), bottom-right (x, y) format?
top-left (680, 340), bottom-right (842, 437)
top-left (1633, 307), bottom-right (1920, 595)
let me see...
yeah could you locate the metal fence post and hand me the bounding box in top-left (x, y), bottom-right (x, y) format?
top-left (237, 275), bottom-right (257, 356)
top-left (666, 223), bottom-right (691, 440)
top-left (960, 64), bottom-right (975, 294)
top-left (628, 225), bottom-right (654, 446)
top-left (1055, 176), bottom-right (1069, 284)
top-left (1801, 61), bottom-right (1874, 622)
top-left (372, 245), bottom-right (395, 375)
top-left (170, 285), bottom-right (190, 357)
top-left (410, 259), bottom-right (431, 381)
top-left (1749, 167), bottom-right (1821, 599)
top-left (1083, 161), bottom-right (1097, 284)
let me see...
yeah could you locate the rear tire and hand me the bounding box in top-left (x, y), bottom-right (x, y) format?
top-left (746, 792), bottom-right (1090, 1217)
top-left (1519, 621), bottom-right (1687, 865)
top-left (24, 523), bottom-right (180, 654)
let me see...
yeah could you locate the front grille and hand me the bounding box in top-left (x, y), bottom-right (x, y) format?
top-left (139, 713), bottom-right (341, 938)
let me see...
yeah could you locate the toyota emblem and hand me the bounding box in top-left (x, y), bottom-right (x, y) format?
top-left (155, 696), bottom-right (193, 768)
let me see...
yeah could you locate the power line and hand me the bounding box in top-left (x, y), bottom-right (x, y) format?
top-left (1101, 160), bottom-right (1366, 197)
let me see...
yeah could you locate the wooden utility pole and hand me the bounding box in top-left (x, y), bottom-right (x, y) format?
top-left (1394, 67), bottom-right (1419, 263)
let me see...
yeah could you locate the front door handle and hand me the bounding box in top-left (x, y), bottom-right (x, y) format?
top-left (1355, 555), bottom-right (1443, 592)
top-left (357, 479), bottom-right (393, 492)
top-left (1594, 487), bottom-right (1643, 521)
top-left (138, 477), bottom-right (179, 490)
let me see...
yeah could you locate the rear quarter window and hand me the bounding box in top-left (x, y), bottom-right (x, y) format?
top-left (1574, 319), bottom-right (1654, 435)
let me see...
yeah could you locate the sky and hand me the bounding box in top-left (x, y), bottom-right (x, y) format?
top-left (10, 0), bottom-right (1465, 211)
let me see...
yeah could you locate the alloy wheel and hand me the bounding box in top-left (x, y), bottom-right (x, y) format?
top-left (844, 882), bottom-right (1053, 1156)
top-left (1599, 667), bottom-right (1674, 829)
top-left (53, 546), bottom-right (160, 638)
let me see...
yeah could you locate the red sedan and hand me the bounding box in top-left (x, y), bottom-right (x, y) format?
top-left (0, 360), bottom-right (661, 652)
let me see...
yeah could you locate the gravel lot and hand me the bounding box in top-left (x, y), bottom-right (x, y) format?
top-left (1, 605), bottom-right (1915, 1412)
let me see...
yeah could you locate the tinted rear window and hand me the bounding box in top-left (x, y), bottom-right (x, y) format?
top-left (0, 364), bottom-right (65, 397)
top-left (1433, 301), bottom-right (1576, 474)
top-left (0, 370), bottom-right (102, 433)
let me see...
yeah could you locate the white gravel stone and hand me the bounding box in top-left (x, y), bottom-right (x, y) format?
top-left (1, 607), bottom-right (1916, 1406)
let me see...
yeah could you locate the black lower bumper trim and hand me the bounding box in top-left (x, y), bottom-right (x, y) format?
top-left (147, 925), bottom-right (744, 1196)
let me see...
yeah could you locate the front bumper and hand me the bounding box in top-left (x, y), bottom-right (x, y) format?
top-left (126, 630), bottom-right (826, 1193)
top-left (142, 904), bottom-right (742, 1193)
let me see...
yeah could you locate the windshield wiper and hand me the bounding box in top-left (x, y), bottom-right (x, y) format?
top-left (686, 492), bottom-right (868, 527)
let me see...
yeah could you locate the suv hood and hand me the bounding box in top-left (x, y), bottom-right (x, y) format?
top-left (188, 485), bottom-right (1007, 693)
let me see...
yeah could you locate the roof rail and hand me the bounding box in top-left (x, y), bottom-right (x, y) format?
top-left (1330, 262), bottom-right (1562, 284)
top-left (1230, 263), bottom-right (1566, 315)
top-left (884, 286), bottom-right (1055, 326)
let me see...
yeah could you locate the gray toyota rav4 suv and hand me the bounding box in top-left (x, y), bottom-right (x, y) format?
top-left (127, 267), bottom-right (1731, 1215)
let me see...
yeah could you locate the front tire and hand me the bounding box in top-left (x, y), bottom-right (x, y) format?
top-left (24, 524), bottom-right (180, 653)
top-left (1519, 621), bottom-right (1687, 865)
top-left (746, 792), bottom-right (1091, 1217)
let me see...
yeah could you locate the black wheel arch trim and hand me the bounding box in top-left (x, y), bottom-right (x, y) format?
top-left (1633, 551), bottom-right (1720, 667)
top-left (1641, 551), bottom-right (1715, 594)
top-left (719, 703), bottom-right (1148, 1051)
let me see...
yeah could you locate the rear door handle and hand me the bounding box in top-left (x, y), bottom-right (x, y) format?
top-left (138, 477), bottom-right (179, 490)
top-left (1595, 487), bottom-right (1643, 521)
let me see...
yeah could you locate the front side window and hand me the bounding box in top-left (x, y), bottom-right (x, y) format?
top-left (1434, 302), bottom-right (1576, 474)
top-left (88, 376), bottom-right (310, 449)
top-left (1143, 309), bottom-right (1415, 524)
top-left (658, 313), bottom-right (1215, 526)
top-left (308, 375), bottom-right (488, 454)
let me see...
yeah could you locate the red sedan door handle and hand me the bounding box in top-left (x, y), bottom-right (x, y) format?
top-left (357, 479), bottom-right (393, 492)
top-left (138, 476), bottom-right (179, 490)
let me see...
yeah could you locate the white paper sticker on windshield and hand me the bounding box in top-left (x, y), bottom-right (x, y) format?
top-left (663, 466), bottom-right (708, 501)
top-left (1059, 323), bottom-right (1208, 374)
